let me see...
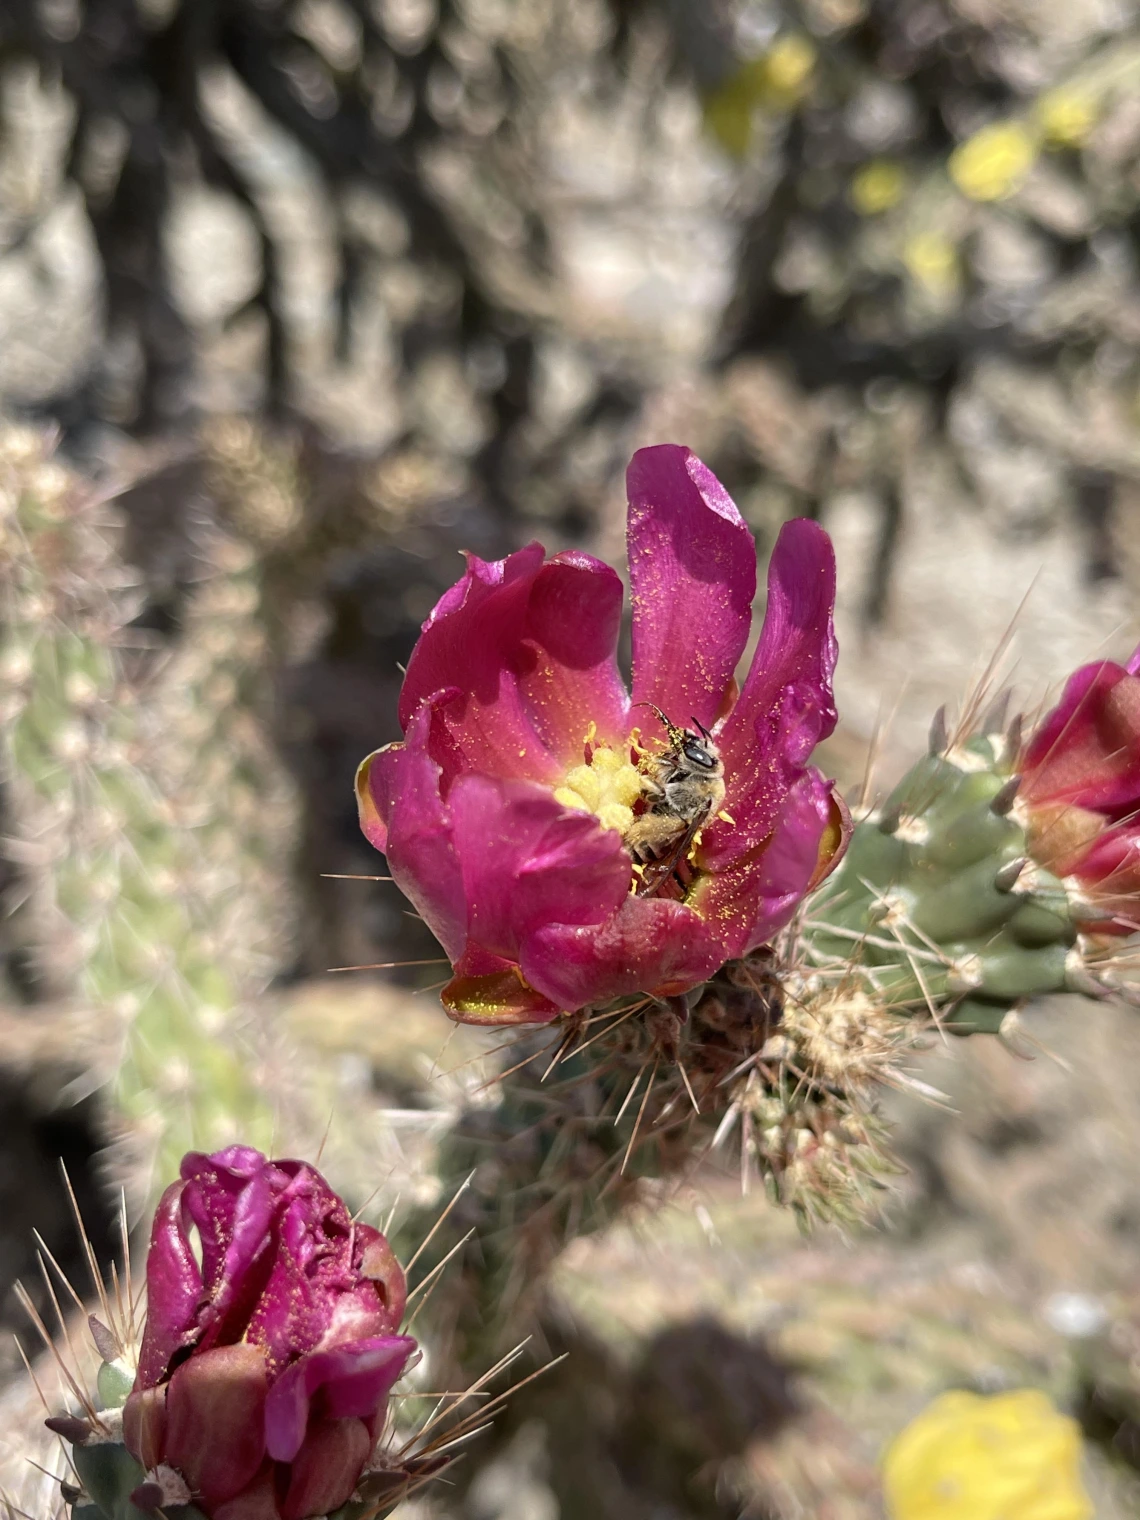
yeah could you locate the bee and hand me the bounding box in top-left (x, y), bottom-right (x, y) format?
top-left (627, 704), bottom-right (725, 896)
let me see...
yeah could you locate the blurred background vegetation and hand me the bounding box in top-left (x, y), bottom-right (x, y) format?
top-left (2, 0), bottom-right (1140, 1514)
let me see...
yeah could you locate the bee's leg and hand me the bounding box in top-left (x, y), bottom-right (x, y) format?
top-left (626, 810), bottom-right (681, 866)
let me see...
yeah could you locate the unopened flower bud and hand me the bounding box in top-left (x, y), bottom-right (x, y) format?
top-left (122, 1147), bottom-right (416, 1520)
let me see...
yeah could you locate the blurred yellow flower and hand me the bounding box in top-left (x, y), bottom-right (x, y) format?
top-left (1037, 88), bottom-right (1098, 147)
top-left (851, 161), bottom-right (907, 215)
top-left (704, 58), bottom-right (768, 158)
top-left (704, 35), bottom-right (817, 156)
top-left (882, 1389), bottom-right (1093, 1520)
top-left (765, 34), bottom-right (817, 104)
top-left (949, 121), bottom-right (1038, 201)
top-left (902, 232), bottom-right (958, 295)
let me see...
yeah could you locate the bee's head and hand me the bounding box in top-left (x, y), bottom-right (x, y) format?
top-left (637, 703), bottom-right (720, 768)
top-left (681, 734), bottom-right (719, 769)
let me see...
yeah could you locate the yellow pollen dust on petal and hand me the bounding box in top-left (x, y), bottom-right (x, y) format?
top-left (555, 741), bottom-right (646, 834)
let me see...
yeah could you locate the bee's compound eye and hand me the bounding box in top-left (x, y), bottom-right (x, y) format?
top-left (682, 738), bottom-right (717, 769)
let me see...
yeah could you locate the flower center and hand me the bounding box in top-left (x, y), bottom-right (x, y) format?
top-left (554, 742), bottom-right (644, 835)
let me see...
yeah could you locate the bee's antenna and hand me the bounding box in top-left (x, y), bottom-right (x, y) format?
top-left (633, 701), bottom-right (685, 744)
top-left (691, 718), bottom-right (713, 740)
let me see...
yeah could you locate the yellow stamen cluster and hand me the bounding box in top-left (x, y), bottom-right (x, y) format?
top-left (554, 743), bottom-right (644, 835)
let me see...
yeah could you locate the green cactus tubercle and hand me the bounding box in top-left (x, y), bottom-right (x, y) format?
top-left (806, 729), bottom-right (1096, 1034)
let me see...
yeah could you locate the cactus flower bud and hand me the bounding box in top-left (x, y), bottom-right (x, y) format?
top-left (122, 1146), bottom-right (416, 1520)
top-left (1020, 648), bottom-right (1140, 928)
top-left (357, 444), bottom-right (849, 1024)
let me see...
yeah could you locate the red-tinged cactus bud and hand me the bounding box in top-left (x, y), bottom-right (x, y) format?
top-left (356, 444), bottom-right (849, 1025)
top-left (39, 1151), bottom-right (514, 1520)
top-left (122, 1146), bottom-right (417, 1520)
top-left (1019, 650), bottom-right (1140, 930)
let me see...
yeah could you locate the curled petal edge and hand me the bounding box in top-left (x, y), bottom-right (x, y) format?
top-left (355, 748), bottom-right (393, 853)
top-left (441, 965), bottom-right (563, 1025)
top-left (264, 1336), bottom-right (417, 1464)
top-left (810, 786), bottom-right (852, 891)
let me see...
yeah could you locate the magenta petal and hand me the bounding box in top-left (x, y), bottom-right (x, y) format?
top-left (441, 968), bottom-right (564, 1024)
top-left (242, 1207), bottom-right (325, 1377)
top-left (516, 552), bottom-right (630, 757)
top-left (181, 1159), bottom-right (278, 1352)
top-left (400, 545), bottom-right (558, 784)
top-left (397, 544), bottom-right (627, 787)
top-left (264, 1337), bottom-right (416, 1463)
top-left (706, 518), bottom-right (837, 870)
top-left (399, 543), bottom-right (544, 721)
top-left (522, 897), bottom-right (725, 1009)
top-left (180, 1147), bottom-right (276, 1283)
top-left (134, 1181), bottom-right (203, 1388)
top-left (361, 695), bottom-right (467, 961)
top-left (1071, 823), bottom-right (1140, 885)
top-left (627, 445), bottom-right (757, 732)
top-left (1022, 660), bottom-right (1140, 814)
top-left (441, 944), bottom-right (564, 1024)
top-left (1068, 825), bottom-right (1140, 928)
top-left (242, 1173), bottom-right (398, 1377)
top-left (356, 1225), bottom-right (408, 1331)
top-left (691, 770), bottom-right (834, 960)
top-left (450, 775), bottom-right (630, 960)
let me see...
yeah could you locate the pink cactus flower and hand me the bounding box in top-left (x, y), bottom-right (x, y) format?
top-left (1020, 646), bottom-right (1140, 929)
top-left (123, 1147), bottom-right (416, 1520)
top-left (357, 444), bottom-right (849, 1023)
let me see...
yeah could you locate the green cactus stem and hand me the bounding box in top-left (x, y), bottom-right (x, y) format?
top-left (803, 715), bottom-right (1116, 1036)
top-left (401, 953), bottom-right (914, 1379)
top-left (0, 426), bottom-right (283, 1197)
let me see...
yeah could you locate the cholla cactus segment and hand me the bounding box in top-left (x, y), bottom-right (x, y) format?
top-left (42, 1148), bottom-right (488, 1520)
top-left (357, 443), bottom-right (849, 1024)
top-left (806, 736), bottom-right (1086, 1036)
top-left (142, 524), bottom-right (297, 991)
top-left (404, 957), bottom-right (918, 1371)
top-left (806, 656), bottom-right (1140, 1035)
top-left (198, 416), bottom-right (303, 554)
top-left (0, 425), bottom-right (278, 1191)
